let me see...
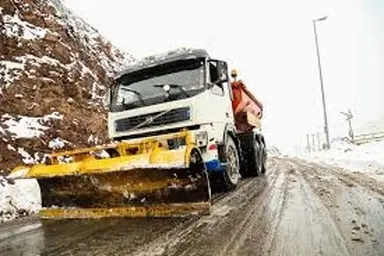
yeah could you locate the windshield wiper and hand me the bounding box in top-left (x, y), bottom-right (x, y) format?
top-left (120, 87), bottom-right (147, 106)
top-left (153, 84), bottom-right (190, 97)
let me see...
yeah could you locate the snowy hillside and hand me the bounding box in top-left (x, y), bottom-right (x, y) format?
top-left (296, 140), bottom-right (384, 182)
top-left (0, 0), bottom-right (135, 172)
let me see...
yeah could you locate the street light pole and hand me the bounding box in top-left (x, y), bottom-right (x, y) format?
top-left (313, 16), bottom-right (330, 149)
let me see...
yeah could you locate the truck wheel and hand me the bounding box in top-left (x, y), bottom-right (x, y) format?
top-left (222, 136), bottom-right (240, 191)
top-left (260, 139), bottom-right (267, 174)
top-left (247, 136), bottom-right (262, 177)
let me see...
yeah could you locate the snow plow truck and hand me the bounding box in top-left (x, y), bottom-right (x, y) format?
top-left (10, 48), bottom-right (267, 219)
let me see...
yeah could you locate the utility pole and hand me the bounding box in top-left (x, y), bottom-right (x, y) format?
top-left (313, 16), bottom-right (331, 149)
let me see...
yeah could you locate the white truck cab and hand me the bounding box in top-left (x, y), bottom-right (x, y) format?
top-left (108, 48), bottom-right (266, 191)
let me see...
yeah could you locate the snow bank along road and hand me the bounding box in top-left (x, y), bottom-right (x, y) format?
top-left (0, 157), bottom-right (382, 256)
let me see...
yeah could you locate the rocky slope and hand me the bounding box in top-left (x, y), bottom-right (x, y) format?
top-left (0, 0), bottom-right (135, 172)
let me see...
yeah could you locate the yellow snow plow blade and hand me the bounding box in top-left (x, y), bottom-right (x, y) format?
top-left (10, 130), bottom-right (211, 219)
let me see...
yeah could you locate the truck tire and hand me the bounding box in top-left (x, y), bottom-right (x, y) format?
top-left (260, 138), bottom-right (267, 174)
top-left (247, 136), bottom-right (262, 177)
top-left (237, 132), bottom-right (262, 178)
top-left (221, 135), bottom-right (240, 191)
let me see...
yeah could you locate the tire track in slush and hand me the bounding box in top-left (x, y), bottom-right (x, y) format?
top-left (134, 176), bottom-right (273, 256)
top-left (286, 158), bottom-right (357, 255)
top-left (222, 169), bottom-right (288, 256)
top-left (220, 158), bottom-right (288, 256)
top-left (209, 168), bottom-right (286, 256)
top-left (286, 158), bottom-right (383, 256)
top-left (270, 159), bottom-right (351, 256)
top-left (131, 160), bottom-right (284, 256)
top-left (293, 158), bottom-right (384, 196)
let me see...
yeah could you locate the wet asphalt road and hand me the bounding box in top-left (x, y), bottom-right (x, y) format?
top-left (0, 157), bottom-right (383, 256)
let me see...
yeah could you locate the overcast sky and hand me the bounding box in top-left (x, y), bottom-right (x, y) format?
top-left (64, 0), bottom-right (383, 152)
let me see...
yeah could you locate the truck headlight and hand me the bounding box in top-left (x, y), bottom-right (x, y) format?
top-left (195, 131), bottom-right (208, 147)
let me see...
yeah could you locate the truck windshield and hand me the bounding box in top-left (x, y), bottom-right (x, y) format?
top-left (111, 59), bottom-right (205, 112)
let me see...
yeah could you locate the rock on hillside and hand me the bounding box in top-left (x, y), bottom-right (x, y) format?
top-left (0, 0), bottom-right (135, 172)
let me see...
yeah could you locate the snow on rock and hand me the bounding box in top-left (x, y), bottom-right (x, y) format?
top-left (87, 134), bottom-right (100, 145)
top-left (47, 0), bottom-right (135, 75)
top-left (296, 140), bottom-right (384, 181)
top-left (0, 60), bottom-right (25, 90)
top-left (17, 147), bottom-right (36, 164)
top-left (15, 54), bottom-right (63, 68)
top-left (0, 126), bottom-right (5, 136)
top-left (0, 176), bottom-right (41, 223)
top-left (7, 144), bottom-right (16, 151)
top-left (1, 112), bottom-right (63, 139)
top-left (15, 147), bottom-right (49, 165)
top-left (2, 11), bottom-right (48, 40)
top-left (48, 137), bottom-right (70, 149)
top-left (0, 0), bottom-right (136, 172)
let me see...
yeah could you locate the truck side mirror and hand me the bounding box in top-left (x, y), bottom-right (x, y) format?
top-left (218, 61), bottom-right (228, 83)
top-left (209, 60), bottom-right (228, 84)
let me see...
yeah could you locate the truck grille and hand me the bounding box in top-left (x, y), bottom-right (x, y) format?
top-left (115, 107), bottom-right (191, 132)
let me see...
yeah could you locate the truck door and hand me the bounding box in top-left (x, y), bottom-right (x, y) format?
top-left (208, 60), bottom-right (234, 124)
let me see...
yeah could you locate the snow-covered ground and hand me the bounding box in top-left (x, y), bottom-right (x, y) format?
top-left (295, 140), bottom-right (384, 182)
top-left (0, 177), bottom-right (41, 223)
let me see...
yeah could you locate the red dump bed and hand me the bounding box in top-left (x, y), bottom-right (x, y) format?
top-left (231, 80), bottom-right (263, 133)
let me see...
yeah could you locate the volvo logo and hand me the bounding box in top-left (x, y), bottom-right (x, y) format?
top-left (145, 116), bottom-right (154, 124)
